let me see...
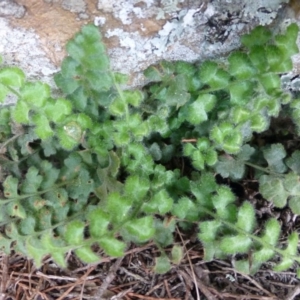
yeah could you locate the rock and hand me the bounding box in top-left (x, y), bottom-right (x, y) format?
top-left (0, 0), bottom-right (298, 96)
top-left (61, 0), bottom-right (86, 14)
top-left (0, 0), bottom-right (25, 18)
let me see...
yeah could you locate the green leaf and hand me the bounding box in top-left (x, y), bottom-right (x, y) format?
top-left (40, 162), bottom-right (60, 189)
top-left (60, 56), bottom-right (80, 78)
top-left (19, 216), bottom-right (36, 235)
top-left (154, 256), bottom-right (171, 274)
top-left (198, 220), bottom-right (221, 242)
top-left (250, 114), bottom-right (268, 133)
top-left (20, 82), bottom-right (50, 108)
top-left (261, 218), bottom-right (280, 246)
top-left (0, 67), bottom-right (25, 87)
top-left (109, 97), bottom-right (127, 116)
top-left (11, 101), bottom-right (30, 124)
top-left (229, 81), bottom-right (254, 105)
top-left (252, 248), bottom-right (275, 264)
top-left (106, 192), bottom-right (132, 222)
top-left (259, 175), bottom-right (289, 208)
top-left (52, 252), bottom-right (67, 268)
top-left (212, 185), bottom-right (236, 210)
top-left (0, 234), bottom-right (12, 254)
top-left (26, 238), bottom-right (47, 267)
top-left (81, 24), bottom-right (103, 43)
top-left (249, 45), bottom-right (267, 72)
top-left (3, 176), bottom-right (19, 198)
top-left (57, 121), bottom-right (82, 150)
top-left (215, 144), bottom-right (255, 180)
top-left (69, 87), bottom-right (87, 111)
top-left (7, 201), bottom-right (26, 219)
top-left (124, 175), bottom-right (149, 201)
top-left (45, 98), bottom-right (72, 123)
top-left (241, 26), bottom-right (272, 48)
top-left (215, 155), bottom-right (245, 180)
top-left (114, 72), bottom-right (129, 85)
top-left (54, 73), bottom-right (80, 94)
top-left (64, 220), bottom-right (85, 245)
top-left (283, 173), bottom-right (300, 195)
top-left (75, 247), bottom-right (100, 263)
top-left (143, 189), bottom-right (173, 214)
top-left (123, 90), bottom-right (143, 107)
top-left (273, 258), bottom-right (294, 272)
top-left (259, 73), bottom-right (281, 95)
top-left (171, 245), bottom-right (183, 265)
top-left (184, 97), bottom-right (210, 124)
top-left (228, 51), bottom-right (256, 79)
top-left (172, 197), bottom-right (196, 219)
top-left (286, 150), bottom-right (300, 174)
top-left (263, 143), bottom-right (287, 173)
top-left (88, 208), bottom-right (110, 238)
top-left (66, 39), bottom-right (85, 63)
top-left (201, 241), bottom-right (217, 261)
top-left (20, 166), bottom-right (43, 194)
top-left (153, 218), bottom-right (175, 247)
top-left (199, 61), bottom-right (218, 84)
top-left (149, 142), bottom-right (162, 161)
top-left (281, 232), bottom-right (298, 256)
top-left (32, 114), bottom-right (53, 140)
top-left (289, 196), bottom-right (300, 215)
top-left (164, 79), bottom-right (190, 107)
top-left (191, 150), bottom-right (205, 170)
top-left (144, 66), bottom-right (162, 81)
top-left (216, 203), bottom-right (237, 222)
top-left (40, 232), bottom-right (67, 267)
top-left (124, 216), bottom-right (155, 242)
top-left (220, 235), bottom-right (252, 254)
top-left (236, 202), bottom-right (255, 233)
top-left (231, 107), bottom-right (251, 124)
top-left (265, 45), bottom-right (285, 72)
top-left (126, 113), bottom-right (142, 130)
top-left (222, 133), bottom-right (243, 154)
top-left (207, 69), bottom-right (230, 89)
top-left (0, 83), bottom-right (9, 102)
top-left (210, 122), bottom-right (243, 151)
top-left (99, 236), bottom-right (126, 257)
top-left (85, 70), bottom-right (112, 91)
top-left (275, 23), bottom-right (299, 59)
top-left (205, 149), bottom-right (218, 167)
top-left (234, 259), bottom-right (250, 274)
top-left (68, 168), bottom-right (94, 200)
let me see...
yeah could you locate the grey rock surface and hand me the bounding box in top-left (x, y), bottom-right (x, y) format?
top-left (0, 0), bottom-right (26, 18)
top-left (0, 0), bottom-right (299, 96)
top-left (61, 0), bottom-right (86, 14)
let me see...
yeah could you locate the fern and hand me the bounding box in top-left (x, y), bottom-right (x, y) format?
top-left (0, 23), bottom-right (299, 277)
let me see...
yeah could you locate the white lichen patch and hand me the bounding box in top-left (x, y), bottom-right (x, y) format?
top-left (0, 18), bottom-right (57, 88)
top-left (94, 0), bottom-right (290, 87)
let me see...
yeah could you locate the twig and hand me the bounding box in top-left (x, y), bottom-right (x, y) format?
top-left (286, 284), bottom-right (300, 300)
top-left (92, 257), bottom-right (123, 300)
top-left (36, 271), bottom-right (98, 282)
top-left (176, 226), bottom-right (201, 300)
top-left (181, 139), bottom-right (197, 143)
top-left (127, 293), bottom-right (180, 300)
top-left (0, 255), bottom-right (9, 300)
top-left (223, 267), bottom-right (276, 299)
top-left (55, 267), bottom-right (95, 300)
